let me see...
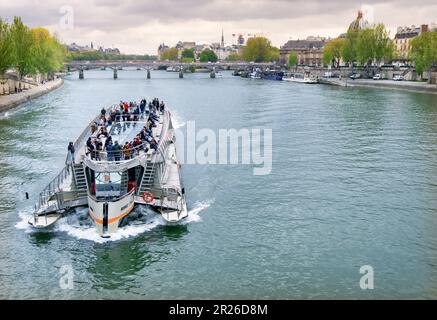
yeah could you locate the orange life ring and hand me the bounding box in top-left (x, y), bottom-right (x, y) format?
top-left (142, 191), bottom-right (154, 204)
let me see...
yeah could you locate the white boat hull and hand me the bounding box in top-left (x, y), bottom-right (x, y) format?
top-left (283, 77), bottom-right (318, 84)
top-left (88, 192), bottom-right (135, 236)
top-left (161, 197), bottom-right (188, 224)
top-left (28, 213), bottom-right (62, 228)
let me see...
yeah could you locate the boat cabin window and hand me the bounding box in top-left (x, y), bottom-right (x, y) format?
top-left (95, 172), bottom-right (122, 198)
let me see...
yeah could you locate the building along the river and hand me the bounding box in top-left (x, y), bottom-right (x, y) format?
top-left (394, 24), bottom-right (437, 61)
top-left (279, 36), bottom-right (328, 67)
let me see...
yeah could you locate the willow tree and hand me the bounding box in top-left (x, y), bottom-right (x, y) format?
top-left (346, 23), bottom-right (394, 67)
top-left (342, 29), bottom-right (359, 65)
top-left (0, 18), bottom-right (13, 77)
top-left (323, 38), bottom-right (345, 68)
top-left (10, 16), bottom-right (34, 78)
top-left (410, 31), bottom-right (437, 77)
top-left (372, 23), bottom-right (395, 64)
top-left (242, 37), bottom-right (279, 62)
top-left (30, 28), bottom-right (61, 78)
top-left (355, 28), bottom-right (374, 66)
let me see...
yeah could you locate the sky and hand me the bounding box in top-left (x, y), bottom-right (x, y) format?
top-left (0, 0), bottom-right (436, 55)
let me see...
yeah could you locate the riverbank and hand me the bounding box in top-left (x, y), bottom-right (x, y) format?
top-left (319, 77), bottom-right (437, 94)
top-left (0, 78), bottom-right (64, 113)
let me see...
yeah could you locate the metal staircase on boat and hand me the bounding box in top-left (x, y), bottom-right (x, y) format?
top-left (138, 162), bottom-right (156, 195)
top-left (72, 164), bottom-right (88, 197)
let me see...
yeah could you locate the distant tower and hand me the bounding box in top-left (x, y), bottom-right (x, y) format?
top-left (91, 42), bottom-right (94, 49)
top-left (221, 29), bottom-right (224, 47)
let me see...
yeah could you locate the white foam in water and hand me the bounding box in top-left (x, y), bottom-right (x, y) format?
top-left (182, 199), bottom-right (214, 224)
top-left (15, 209), bottom-right (34, 232)
top-left (55, 214), bottom-right (164, 244)
top-left (15, 199), bottom-right (213, 243)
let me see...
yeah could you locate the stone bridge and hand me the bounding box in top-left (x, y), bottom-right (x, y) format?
top-left (65, 60), bottom-right (277, 79)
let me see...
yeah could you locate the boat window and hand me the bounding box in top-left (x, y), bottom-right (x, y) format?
top-left (95, 172), bottom-right (122, 198)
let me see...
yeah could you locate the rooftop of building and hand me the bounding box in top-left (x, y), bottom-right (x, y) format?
top-left (281, 37), bottom-right (327, 51)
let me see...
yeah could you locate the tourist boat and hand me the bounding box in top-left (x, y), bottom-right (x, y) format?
top-left (283, 73), bottom-right (318, 84)
top-left (29, 101), bottom-right (188, 237)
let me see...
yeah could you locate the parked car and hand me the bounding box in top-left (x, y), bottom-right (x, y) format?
top-left (393, 75), bottom-right (404, 81)
top-left (349, 73), bottom-right (361, 79)
top-left (373, 74), bottom-right (385, 80)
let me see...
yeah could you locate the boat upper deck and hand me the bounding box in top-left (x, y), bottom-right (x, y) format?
top-left (69, 99), bottom-right (170, 167)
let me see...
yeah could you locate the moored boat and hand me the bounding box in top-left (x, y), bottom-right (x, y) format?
top-left (261, 70), bottom-right (284, 81)
top-left (283, 73), bottom-right (318, 84)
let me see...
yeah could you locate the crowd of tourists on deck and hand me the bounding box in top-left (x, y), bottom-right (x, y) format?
top-left (82, 98), bottom-right (166, 161)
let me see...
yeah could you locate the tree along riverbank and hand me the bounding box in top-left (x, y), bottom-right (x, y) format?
top-left (0, 78), bottom-right (63, 113)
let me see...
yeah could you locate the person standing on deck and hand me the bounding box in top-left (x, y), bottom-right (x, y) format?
top-left (91, 121), bottom-right (98, 134)
top-left (123, 142), bottom-right (131, 160)
top-left (113, 141), bottom-right (121, 161)
top-left (67, 142), bottom-right (75, 165)
top-left (106, 142), bottom-right (114, 161)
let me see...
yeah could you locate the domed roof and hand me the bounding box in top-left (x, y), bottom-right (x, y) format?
top-left (348, 10), bottom-right (369, 31)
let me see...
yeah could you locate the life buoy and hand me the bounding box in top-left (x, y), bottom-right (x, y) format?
top-left (142, 191), bottom-right (154, 204)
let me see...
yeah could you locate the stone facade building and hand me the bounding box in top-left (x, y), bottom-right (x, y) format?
top-left (394, 24), bottom-right (433, 60)
top-left (157, 43), bottom-right (170, 60)
top-left (279, 36), bottom-right (327, 66)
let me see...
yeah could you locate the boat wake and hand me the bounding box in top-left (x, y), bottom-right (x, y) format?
top-left (15, 199), bottom-right (213, 243)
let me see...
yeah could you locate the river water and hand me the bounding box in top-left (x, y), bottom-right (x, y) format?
top-left (1, 70), bottom-right (437, 299)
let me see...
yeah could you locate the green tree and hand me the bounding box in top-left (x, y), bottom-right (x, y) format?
top-left (342, 29), bottom-right (359, 65)
top-left (30, 28), bottom-right (64, 77)
top-left (242, 37), bottom-right (279, 62)
top-left (0, 18), bottom-right (13, 77)
top-left (355, 28), bottom-right (374, 65)
top-left (226, 52), bottom-right (241, 61)
top-left (269, 46), bottom-right (280, 62)
top-left (160, 47), bottom-right (178, 61)
top-left (323, 38), bottom-right (345, 68)
top-left (373, 23), bottom-right (395, 64)
top-left (410, 31), bottom-right (437, 76)
top-left (344, 24), bottom-right (394, 66)
top-left (181, 48), bottom-right (195, 62)
top-left (199, 48), bottom-right (218, 62)
top-left (288, 51), bottom-right (298, 69)
top-left (10, 16), bottom-right (35, 78)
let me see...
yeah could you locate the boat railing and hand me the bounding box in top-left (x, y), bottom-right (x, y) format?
top-left (65, 104), bottom-right (119, 165)
top-left (84, 110), bottom-right (171, 169)
top-left (36, 164), bottom-right (71, 211)
top-left (34, 164), bottom-right (90, 217)
top-left (82, 108), bottom-right (168, 163)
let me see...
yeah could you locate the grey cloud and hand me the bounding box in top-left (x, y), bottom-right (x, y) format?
top-left (0, 0), bottom-right (435, 54)
top-left (2, 0), bottom-right (436, 31)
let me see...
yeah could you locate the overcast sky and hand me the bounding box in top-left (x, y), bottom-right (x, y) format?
top-left (0, 0), bottom-right (436, 54)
